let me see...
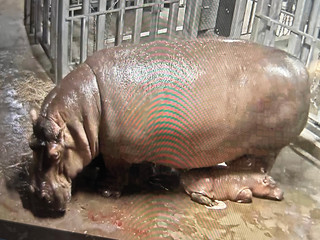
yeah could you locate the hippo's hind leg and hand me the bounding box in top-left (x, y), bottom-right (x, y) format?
top-left (97, 157), bottom-right (131, 198)
top-left (226, 153), bottom-right (277, 173)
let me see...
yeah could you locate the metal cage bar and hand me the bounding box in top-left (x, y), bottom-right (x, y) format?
top-left (250, 0), bottom-right (269, 43)
top-left (42, 0), bottom-right (50, 44)
top-left (183, 0), bottom-right (202, 39)
top-left (133, 0), bottom-right (144, 44)
top-left (57, 0), bottom-right (70, 82)
top-left (167, 0), bottom-right (179, 39)
top-left (229, 0), bottom-right (247, 38)
top-left (80, 0), bottom-right (90, 63)
top-left (287, 0), bottom-right (311, 58)
top-left (150, 0), bottom-right (161, 40)
top-left (96, 0), bottom-right (107, 50)
top-left (301, 0), bottom-right (320, 65)
top-left (262, 0), bottom-right (282, 46)
top-left (115, 0), bottom-right (126, 46)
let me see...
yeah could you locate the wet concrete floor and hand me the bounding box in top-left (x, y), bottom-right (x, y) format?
top-left (1, 1), bottom-right (320, 239)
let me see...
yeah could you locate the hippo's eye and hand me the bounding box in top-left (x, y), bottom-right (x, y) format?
top-left (29, 137), bottom-right (44, 150)
top-left (51, 151), bottom-right (60, 162)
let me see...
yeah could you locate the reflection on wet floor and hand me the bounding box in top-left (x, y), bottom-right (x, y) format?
top-left (0, 47), bottom-right (320, 239)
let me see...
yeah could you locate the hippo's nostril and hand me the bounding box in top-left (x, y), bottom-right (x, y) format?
top-left (41, 191), bottom-right (52, 203)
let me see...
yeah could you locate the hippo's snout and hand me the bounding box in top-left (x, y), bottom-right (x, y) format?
top-left (29, 179), bottom-right (71, 213)
top-left (268, 187), bottom-right (284, 201)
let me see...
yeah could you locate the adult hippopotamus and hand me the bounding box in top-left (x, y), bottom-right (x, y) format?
top-left (29, 38), bottom-right (310, 212)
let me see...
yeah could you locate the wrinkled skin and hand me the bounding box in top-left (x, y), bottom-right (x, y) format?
top-left (29, 38), bottom-right (310, 212)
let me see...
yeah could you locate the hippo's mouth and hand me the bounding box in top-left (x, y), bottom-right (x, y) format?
top-left (26, 179), bottom-right (72, 216)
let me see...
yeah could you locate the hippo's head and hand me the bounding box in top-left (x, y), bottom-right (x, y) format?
top-left (252, 174), bottom-right (284, 201)
top-left (28, 109), bottom-right (74, 213)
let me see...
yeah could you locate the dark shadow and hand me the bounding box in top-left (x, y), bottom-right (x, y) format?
top-left (0, 218), bottom-right (113, 240)
top-left (73, 155), bottom-right (181, 197)
top-left (13, 153), bottom-right (181, 218)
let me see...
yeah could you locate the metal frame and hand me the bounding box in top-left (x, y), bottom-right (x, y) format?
top-left (25, 0), bottom-right (319, 82)
top-left (251, 0), bottom-right (320, 66)
top-left (25, 0), bottom-right (188, 83)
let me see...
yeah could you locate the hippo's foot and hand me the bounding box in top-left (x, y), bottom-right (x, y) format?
top-left (235, 188), bottom-right (253, 203)
top-left (190, 192), bottom-right (214, 206)
top-left (96, 171), bottom-right (128, 199)
top-left (100, 189), bottom-right (122, 198)
top-left (97, 178), bottom-right (124, 198)
top-left (190, 192), bottom-right (227, 209)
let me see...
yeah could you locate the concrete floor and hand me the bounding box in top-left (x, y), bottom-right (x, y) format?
top-left (1, 1), bottom-right (320, 239)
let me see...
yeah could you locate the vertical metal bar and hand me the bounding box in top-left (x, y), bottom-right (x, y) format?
top-left (167, 0), bottom-right (179, 39)
top-left (96, 0), bottom-right (107, 51)
top-left (250, 0), bottom-right (269, 44)
top-left (246, 0), bottom-right (256, 34)
top-left (42, 0), bottom-right (49, 44)
top-left (30, 0), bottom-right (35, 34)
top-left (150, 0), bottom-right (161, 40)
top-left (183, 0), bottom-right (192, 37)
top-left (287, 0), bottom-right (311, 57)
top-left (115, 0), bottom-right (126, 46)
top-left (133, 0), bottom-right (143, 44)
top-left (229, 0), bottom-right (247, 38)
top-left (51, 0), bottom-right (58, 82)
top-left (262, 0), bottom-right (282, 46)
top-left (34, 0), bottom-right (41, 43)
top-left (110, 0), bottom-right (115, 9)
top-left (80, 0), bottom-right (90, 63)
top-left (57, 0), bottom-right (69, 83)
top-left (302, 0), bottom-right (320, 65)
top-left (68, 9), bottom-right (74, 63)
top-left (184, 0), bottom-right (202, 39)
top-left (24, 0), bottom-right (31, 26)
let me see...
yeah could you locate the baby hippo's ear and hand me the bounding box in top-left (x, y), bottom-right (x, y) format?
top-left (30, 109), bottom-right (38, 126)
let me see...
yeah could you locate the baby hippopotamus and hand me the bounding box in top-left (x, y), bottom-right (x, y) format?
top-left (29, 37), bottom-right (310, 212)
top-left (181, 156), bottom-right (284, 206)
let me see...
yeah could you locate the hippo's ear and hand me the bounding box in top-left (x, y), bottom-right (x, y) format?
top-left (30, 109), bottom-right (38, 126)
top-left (56, 125), bottom-right (65, 143)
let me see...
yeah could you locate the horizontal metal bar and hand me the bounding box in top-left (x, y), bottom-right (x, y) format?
top-left (106, 25), bottom-right (183, 43)
top-left (0, 219), bottom-right (112, 240)
top-left (65, 0), bottom-right (180, 20)
top-left (255, 13), bottom-right (320, 44)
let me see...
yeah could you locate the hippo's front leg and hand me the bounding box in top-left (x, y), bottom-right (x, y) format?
top-left (97, 157), bottom-right (131, 198)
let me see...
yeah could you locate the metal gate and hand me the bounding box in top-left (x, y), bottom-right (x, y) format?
top-left (24, 0), bottom-right (200, 82)
top-left (24, 0), bottom-right (320, 80)
top-left (251, 0), bottom-right (320, 66)
top-left (24, 0), bottom-right (251, 83)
